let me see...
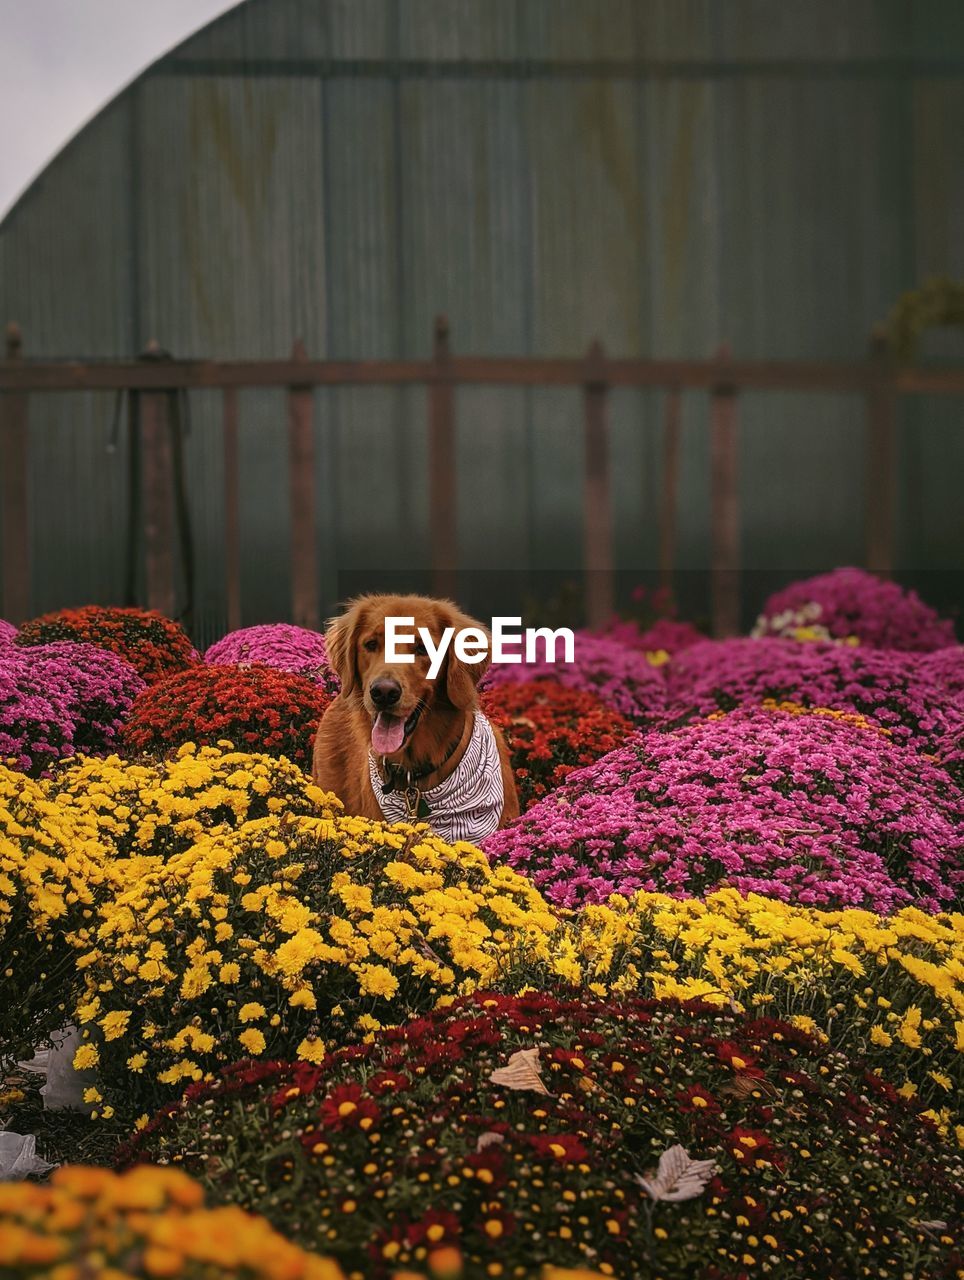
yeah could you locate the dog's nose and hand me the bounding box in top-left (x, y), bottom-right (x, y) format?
top-left (370, 678), bottom-right (402, 709)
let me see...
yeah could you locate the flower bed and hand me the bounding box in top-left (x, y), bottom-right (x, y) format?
top-left (480, 680), bottom-right (633, 809)
top-left (0, 1165), bottom-right (343, 1279)
top-left (45, 745), bottom-right (337, 866)
top-left (123, 991), bottom-right (964, 1280)
top-left (564, 888), bottom-right (964, 1129)
top-left (0, 619), bottom-right (15, 643)
top-left (665, 637), bottom-right (962, 754)
top-left (1, 642), bottom-right (144, 775)
top-left (122, 663), bottom-right (330, 770)
top-left (74, 814), bottom-right (558, 1120)
top-left (205, 624), bottom-right (340, 697)
top-left (16, 605), bottom-right (198, 682)
top-left (0, 764), bottom-right (110, 1064)
top-left (753, 567), bottom-right (956, 650)
top-left (484, 705), bottom-right (964, 912)
top-left (483, 632), bottom-right (665, 720)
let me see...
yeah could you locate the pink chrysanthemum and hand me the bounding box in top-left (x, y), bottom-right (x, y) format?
top-left (484, 704), bottom-right (964, 913)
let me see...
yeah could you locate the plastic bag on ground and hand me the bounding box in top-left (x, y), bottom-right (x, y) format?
top-left (16, 1025), bottom-right (95, 1114)
top-left (0, 1132), bottom-right (56, 1181)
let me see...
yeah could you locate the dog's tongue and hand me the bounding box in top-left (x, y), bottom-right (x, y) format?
top-left (372, 711), bottom-right (406, 755)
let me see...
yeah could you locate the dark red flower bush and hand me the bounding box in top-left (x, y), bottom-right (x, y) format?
top-left (481, 680), bottom-right (633, 809)
top-left (17, 606), bottom-right (198, 683)
top-left (121, 664), bottom-right (330, 769)
top-left (123, 992), bottom-right (964, 1280)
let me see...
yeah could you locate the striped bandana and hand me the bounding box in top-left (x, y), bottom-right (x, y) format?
top-left (368, 711), bottom-right (504, 845)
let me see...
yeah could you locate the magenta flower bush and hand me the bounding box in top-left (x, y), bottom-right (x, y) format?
top-left (483, 632), bottom-right (665, 720)
top-left (205, 623), bottom-right (339, 696)
top-left (919, 646), bottom-right (964, 702)
top-left (483, 705), bottom-right (964, 913)
top-left (754, 567), bottom-right (956, 650)
top-left (0, 620), bottom-right (15, 644)
top-left (597, 616), bottom-right (704, 655)
top-left (665, 637), bottom-right (962, 755)
top-left (0, 641), bottom-right (144, 774)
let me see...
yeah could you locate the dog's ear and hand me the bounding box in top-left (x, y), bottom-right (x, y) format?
top-left (442, 604), bottom-right (491, 711)
top-left (325, 601), bottom-right (365, 696)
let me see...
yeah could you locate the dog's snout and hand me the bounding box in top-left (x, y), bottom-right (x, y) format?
top-left (370, 678), bottom-right (402, 709)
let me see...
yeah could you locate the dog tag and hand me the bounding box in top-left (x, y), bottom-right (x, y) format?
top-left (404, 785), bottom-right (428, 821)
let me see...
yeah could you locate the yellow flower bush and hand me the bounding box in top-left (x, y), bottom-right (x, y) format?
top-left (565, 888), bottom-right (964, 1128)
top-left (76, 813), bottom-right (560, 1118)
top-left (0, 763), bottom-right (111, 1063)
top-left (44, 743), bottom-right (337, 870)
top-left (0, 1164), bottom-right (343, 1279)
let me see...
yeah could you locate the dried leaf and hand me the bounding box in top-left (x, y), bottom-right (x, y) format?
top-left (476, 1132), bottom-right (506, 1153)
top-left (489, 1047), bottom-right (551, 1096)
top-left (719, 1074), bottom-right (777, 1101)
top-left (636, 1144), bottom-right (718, 1203)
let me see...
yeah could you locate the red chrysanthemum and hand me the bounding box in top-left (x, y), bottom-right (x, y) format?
top-left (121, 663), bottom-right (329, 768)
top-left (481, 679), bottom-right (633, 808)
top-left (317, 1083), bottom-right (380, 1132)
top-left (528, 1132), bottom-right (590, 1164)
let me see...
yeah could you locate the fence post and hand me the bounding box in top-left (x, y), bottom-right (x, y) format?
top-left (428, 315), bottom-right (457, 600)
top-left (139, 340), bottom-right (177, 619)
top-left (710, 345), bottom-right (740, 637)
top-left (287, 340), bottom-right (320, 630)
top-left (222, 387), bottom-right (242, 632)
top-left (658, 388), bottom-right (682, 596)
top-left (865, 332), bottom-right (897, 575)
top-left (1, 323), bottom-right (30, 624)
top-left (584, 339), bottom-right (614, 629)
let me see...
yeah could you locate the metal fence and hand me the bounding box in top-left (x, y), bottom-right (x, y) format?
top-left (2, 316), bottom-right (962, 637)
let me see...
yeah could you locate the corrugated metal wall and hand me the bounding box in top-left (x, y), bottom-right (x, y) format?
top-left (1, 0), bottom-right (962, 644)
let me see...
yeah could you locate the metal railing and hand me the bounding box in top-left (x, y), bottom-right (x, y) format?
top-left (2, 316), bottom-right (962, 635)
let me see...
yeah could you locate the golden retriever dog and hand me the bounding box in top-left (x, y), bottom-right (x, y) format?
top-left (312, 594), bottom-right (519, 842)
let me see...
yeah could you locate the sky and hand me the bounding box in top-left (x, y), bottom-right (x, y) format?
top-left (0, 0), bottom-right (236, 218)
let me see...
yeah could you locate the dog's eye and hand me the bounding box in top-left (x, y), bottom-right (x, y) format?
top-left (363, 638), bottom-right (379, 652)
top-left (414, 639), bottom-right (428, 657)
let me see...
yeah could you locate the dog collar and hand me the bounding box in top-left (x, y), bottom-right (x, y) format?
top-left (378, 725), bottom-right (465, 796)
top-left (368, 713), bottom-right (504, 844)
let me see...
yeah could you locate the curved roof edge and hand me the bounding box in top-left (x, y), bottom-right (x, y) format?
top-left (0, 0), bottom-right (246, 229)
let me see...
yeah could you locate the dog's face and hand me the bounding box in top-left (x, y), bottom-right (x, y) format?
top-left (326, 594), bottom-right (491, 759)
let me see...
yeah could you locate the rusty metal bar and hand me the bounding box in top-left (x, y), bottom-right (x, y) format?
top-left (428, 315), bottom-right (457, 600)
top-left (139, 343), bottom-right (177, 618)
top-left (865, 335), bottom-right (897, 575)
top-left (287, 340), bottom-right (320, 631)
top-left (223, 386), bottom-right (242, 632)
top-left (584, 340), bottom-right (614, 629)
top-left (7, 355), bottom-right (964, 395)
top-left (658, 387), bottom-right (682, 594)
top-left (710, 348), bottom-right (740, 638)
top-left (1, 323), bottom-right (30, 624)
